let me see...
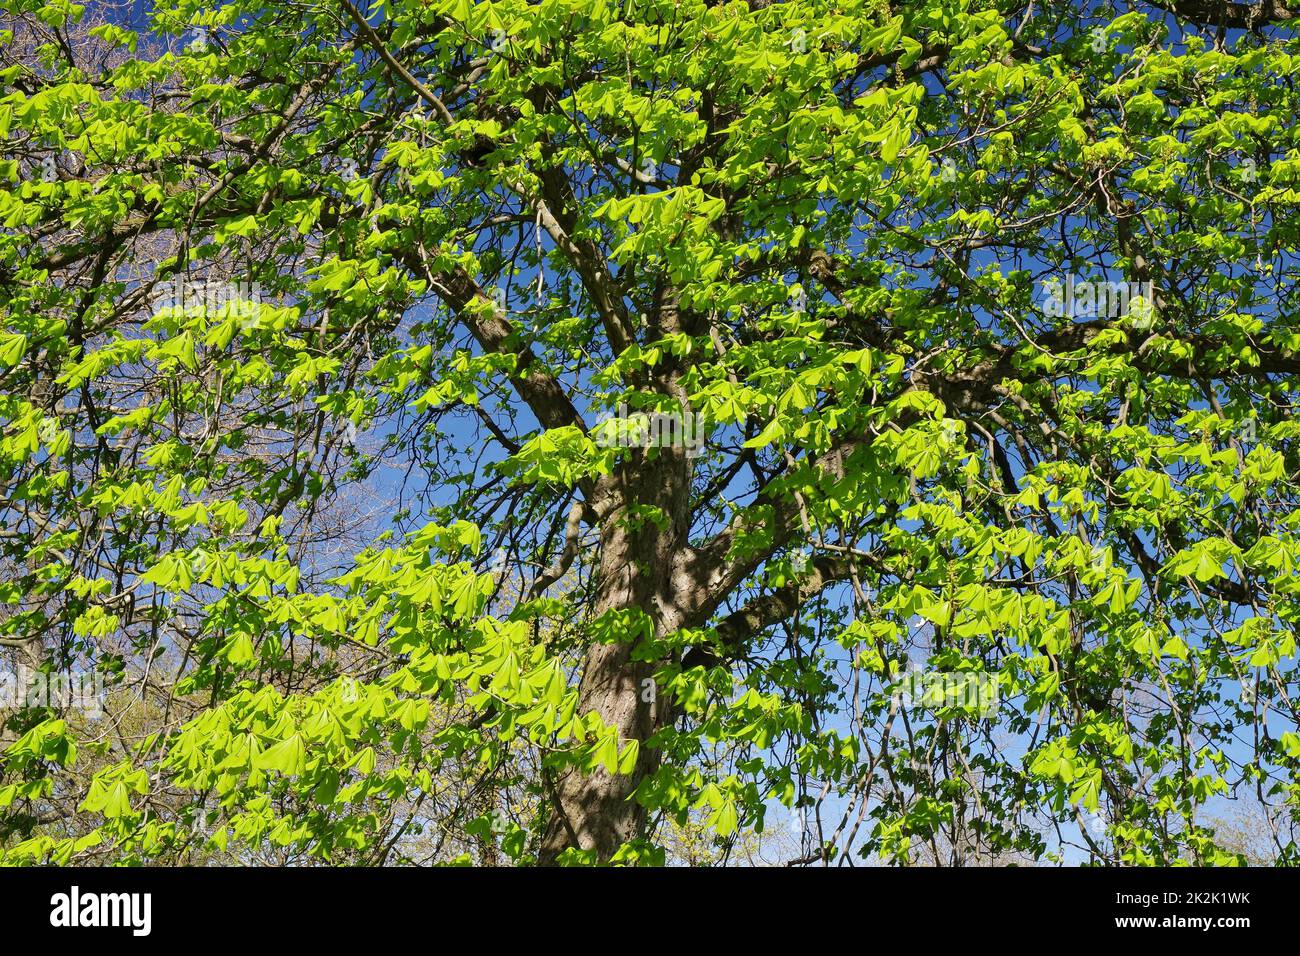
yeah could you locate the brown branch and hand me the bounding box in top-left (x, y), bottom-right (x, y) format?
top-left (1147, 0), bottom-right (1297, 28)
top-left (682, 552), bottom-right (867, 668)
top-left (337, 0), bottom-right (455, 125)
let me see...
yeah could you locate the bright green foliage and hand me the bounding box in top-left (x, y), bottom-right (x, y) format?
top-left (1, 0), bottom-right (1299, 865)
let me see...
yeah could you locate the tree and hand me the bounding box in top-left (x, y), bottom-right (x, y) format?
top-left (1, 0), bottom-right (1299, 866)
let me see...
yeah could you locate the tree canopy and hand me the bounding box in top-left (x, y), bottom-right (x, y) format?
top-left (2, 0), bottom-right (1299, 866)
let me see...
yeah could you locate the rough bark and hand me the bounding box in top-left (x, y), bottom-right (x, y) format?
top-left (537, 367), bottom-right (695, 864)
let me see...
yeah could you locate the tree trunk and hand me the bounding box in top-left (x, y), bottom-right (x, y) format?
top-left (538, 425), bottom-right (692, 864)
top-left (537, 640), bottom-right (665, 862)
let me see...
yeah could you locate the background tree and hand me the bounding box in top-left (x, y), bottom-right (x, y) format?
top-left (1, 0), bottom-right (1299, 865)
